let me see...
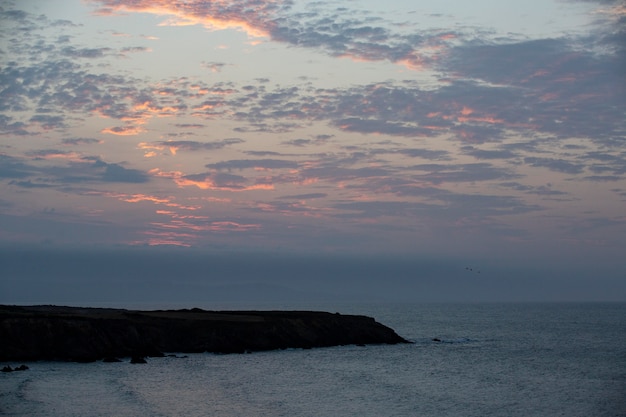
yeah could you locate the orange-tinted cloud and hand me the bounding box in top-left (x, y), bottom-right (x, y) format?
top-left (25, 150), bottom-right (83, 162)
top-left (138, 142), bottom-right (167, 157)
top-left (254, 201), bottom-right (330, 218)
top-left (209, 221), bottom-right (261, 231)
top-left (101, 124), bottom-right (146, 136)
top-left (89, 0), bottom-right (278, 38)
top-left (153, 168), bottom-right (275, 191)
top-left (150, 219), bottom-right (261, 233)
top-left (174, 176), bottom-right (275, 191)
top-left (594, 3), bottom-right (626, 20)
top-left (139, 138), bottom-right (244, 157)
top-left (396, 55), bottom-right (427, 71)
top-left (92, 191), bottom-right (200, 211)
top-left (130, 230), bottom-right (195, 247)
top-left (156, 210), bottom-right (209, 220)
top-left (90, 0), bottom-right (460, 74)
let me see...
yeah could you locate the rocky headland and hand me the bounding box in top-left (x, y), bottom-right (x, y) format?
top-left (0, 305), bottom-right (409, 362)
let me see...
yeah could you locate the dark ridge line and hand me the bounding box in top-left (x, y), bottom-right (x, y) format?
top-left (0, 305), bottom-right (410, 362)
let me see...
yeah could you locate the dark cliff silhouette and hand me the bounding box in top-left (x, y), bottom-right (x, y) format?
top-left (0, 305), bottom-right (409, 362)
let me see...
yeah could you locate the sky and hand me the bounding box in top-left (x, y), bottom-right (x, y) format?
top-left (1, 0), bottom-right (625, 304)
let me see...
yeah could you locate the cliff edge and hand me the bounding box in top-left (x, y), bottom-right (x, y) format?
top-left (0, 305), bottom-right (409, 362)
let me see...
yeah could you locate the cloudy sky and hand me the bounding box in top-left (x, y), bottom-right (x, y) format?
top-left (1, 0), bottom-right (625, 303)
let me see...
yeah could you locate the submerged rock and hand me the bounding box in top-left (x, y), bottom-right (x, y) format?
top-left (0, 305), bottom-right (410, 362)
top-left (0, 364), bottom-right (28, 372)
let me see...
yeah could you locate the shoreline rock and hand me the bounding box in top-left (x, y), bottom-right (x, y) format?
top-left (0, 305), bottom-right (410, 362)
top-left (1, 364), bottom-right (29, 372)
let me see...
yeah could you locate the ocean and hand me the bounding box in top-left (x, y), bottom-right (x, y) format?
top-left (1, 302), bottom-right (625, 416)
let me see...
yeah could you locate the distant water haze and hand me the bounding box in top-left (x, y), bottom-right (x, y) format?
top-left (1, 248), bottom-right (624, 306)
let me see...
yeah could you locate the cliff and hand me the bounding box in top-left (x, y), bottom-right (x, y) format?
top-left (0, 305), bottom-right (409, 362)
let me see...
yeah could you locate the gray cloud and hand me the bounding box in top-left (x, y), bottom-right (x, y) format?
top-left (332, 117), bottom-right (436, 137)
top-left (1, 0), bottom-right (624, 264)
top-left (8, 180), bottom-right (54, 189)
top-left (281, 135), bottom-right (332, 148)
top-left (94, 159), bottom-right (149, 183)
top-left (333, 190), bottom-right (539, 223)
top-left (282, 138), bottom-right (313, 147)
top-left (443, 37), bottom-right (625, 143)
top-left (183, 172), bottom-right (248, 189)
top-left (436, 192), bottom-right (541, 216)
top-left (0, 153), bottom-right (149, 185)
top-left (29, 114), bottom-right (67, 130)
top-left (233, 122), bottom-right (303, 134)
top-left (499, 182), bottom-right (569, 197)
top-left (268, 5), bottom-right (454, 68)
top-left (26, 149), bottom-right (76, 159)
top-left (61, 137), bottom-right (101, 146)
top-left (61, 46), bottom-right (111, 59)
top-left (119, 46), bottom-right (149, 56)
top-left (153, 138), bottom-right (244, 153)
top-left (411, 163), bottom-right (519, 185)
top-left (0, 115), bottom-right (29, 135)
top-left (0, 154), bottom-right (35, 179)
top-left (582, 175), bottom-right (623, 182)
top-left (461, 146), bottom-right (517, 160)
top-left (396, 148), bottom-right (450, 160)
top-left (523, 157), bottom-right (585, 175)
top-left (41, 158), bottom-right (149, 184)
top-left (173, 123), bottom-right (206, 129)
top-left (3, 4), bottom-right (622, 176)
top-left (206, 159), bottom-right (299, 171)
top-left (279, 193), bottom-right (328, 200)
top-left (301, 164), bottom-right (392, 183)
top-left (202, 61), bottom-right (227, 72)
top-left (244, 150), bottom-right (284, 157)
top-left (332, 200), bottom-right (437, 219)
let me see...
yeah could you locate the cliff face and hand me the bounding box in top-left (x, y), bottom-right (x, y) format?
top-left (0, 305), bottom-right (409, 362)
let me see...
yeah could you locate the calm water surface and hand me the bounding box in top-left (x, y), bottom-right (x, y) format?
top-left (1, 303), bottom-right (625, 416)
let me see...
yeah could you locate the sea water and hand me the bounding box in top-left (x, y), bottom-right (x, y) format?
top-left (1, 303), bottom-right (625, 416)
